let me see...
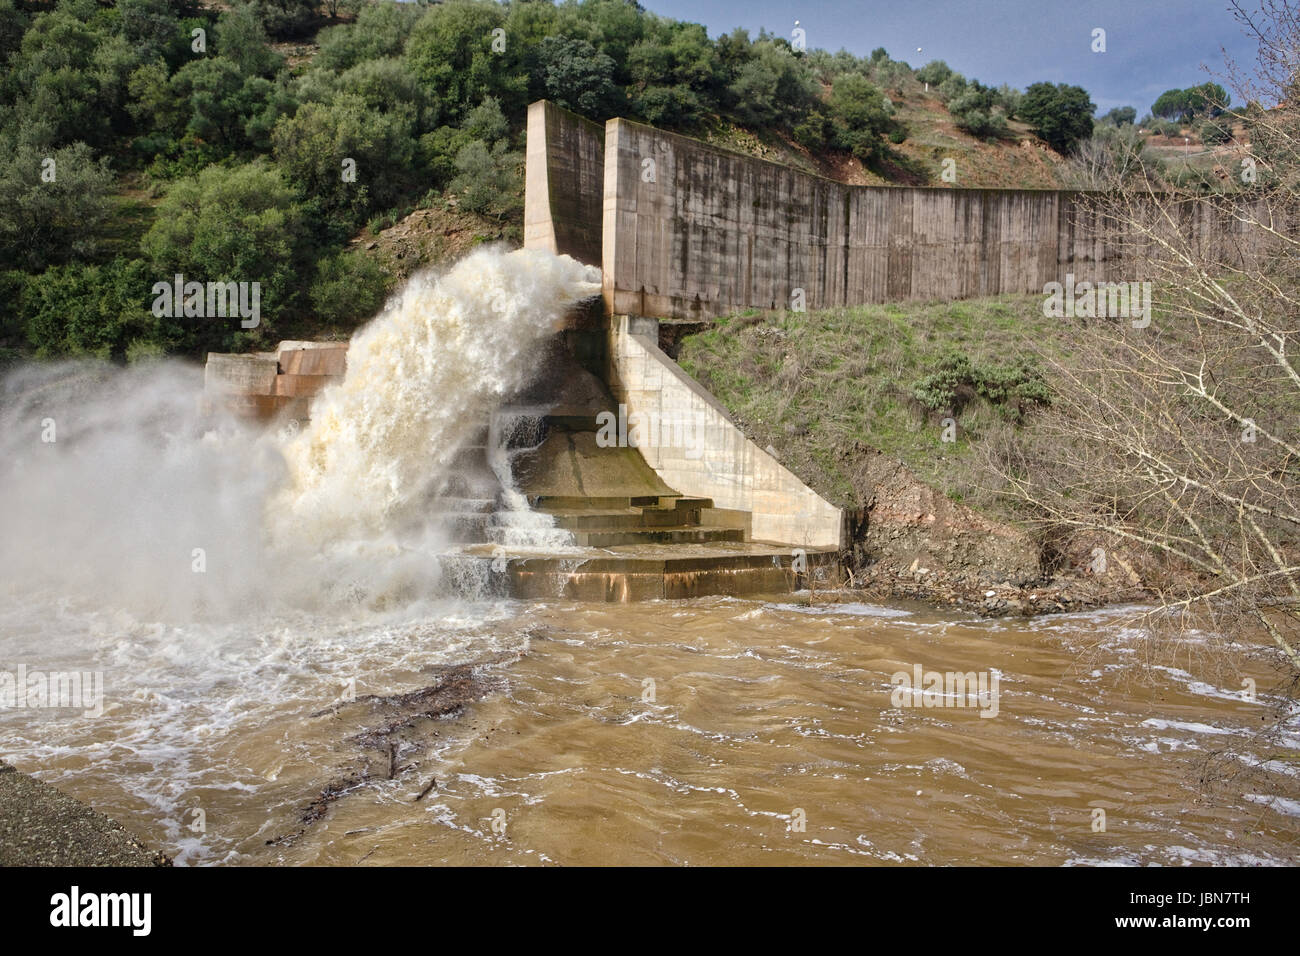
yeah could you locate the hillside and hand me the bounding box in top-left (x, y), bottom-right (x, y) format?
top-left (701, 87), bottom-right (1069, 190)
top-left (675, 296), bottom-right (1057, 516)
top-left (671, 296), bottom-right (1168, 603)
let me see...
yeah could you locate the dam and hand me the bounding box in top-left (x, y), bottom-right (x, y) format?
top-left (205, 101), bottom-right (1248, 601)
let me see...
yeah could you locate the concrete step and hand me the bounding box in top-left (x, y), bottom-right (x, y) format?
top-left (568, 526), bottom-right (745, 547)
top-left (547, 507), bottom-right (702, 530)
top-left (432, 512), bottom-right (494, 541)
top-left (448, 445), bottom-right (490, 473)
top-left (439, 469), bottom-right (501, 499)
top-left (445, 543), bottom-right (842, 601)
top-left (530, 494), bottom-right (667, 510)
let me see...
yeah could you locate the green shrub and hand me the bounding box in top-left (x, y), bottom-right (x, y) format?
top-left (0, 143), bottom-right (114, 271)
top-left (449, 139), bottom-right (522, 220)
top-left (22, 257), bottom-right (164, 359)
top-left (911, 352), bottom-right (1050, 421)
top-left (309, 249), bottom-right (392, 328)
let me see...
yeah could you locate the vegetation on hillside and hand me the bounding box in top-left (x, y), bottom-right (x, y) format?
top-left (675, 295), bottom-right (1066, 513)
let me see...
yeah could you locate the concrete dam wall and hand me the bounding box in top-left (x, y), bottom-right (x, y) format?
top-left (528, 100), bottom-right (1261, 321)
top-left (196, 103), bottom-right (1270, 594)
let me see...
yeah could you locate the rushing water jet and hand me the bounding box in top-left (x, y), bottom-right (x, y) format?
top-left (270, 247), bottom-right (600, 550)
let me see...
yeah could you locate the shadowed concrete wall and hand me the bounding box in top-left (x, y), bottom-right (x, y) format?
top-left (606, 315), bottom-right (843, 549)
top-left (525, 101), bottom-right (604, 267)
top-left (599, 117), bottom-right (1271, 319)
top-left (602, 117), bottom-right (1126, 318)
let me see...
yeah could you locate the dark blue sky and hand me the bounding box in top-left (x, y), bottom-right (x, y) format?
top-left (639, 0), bottom-right (1258, 115)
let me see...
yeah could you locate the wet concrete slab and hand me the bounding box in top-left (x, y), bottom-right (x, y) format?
top-left (453, 541), bottom-right (840, 601)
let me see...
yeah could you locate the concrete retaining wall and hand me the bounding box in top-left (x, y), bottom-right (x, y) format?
top-left (204, 342), bottom-right (347, 421)
top-left (606, 315), bottom-right (842, 549)
top-left (524, 101), bottom-right (605, 267)
top-left (603, 117), bottom-right (1136, 318)
top-left (529, 102), bottom-right (1271, 320)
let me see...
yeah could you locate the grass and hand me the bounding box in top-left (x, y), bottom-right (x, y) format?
top-left (675, 294), bottom-right (1071, 513)
top-left (95, 178), bottom-right (159, 263)
top-left (675, 290), bottom-right (1243, 531)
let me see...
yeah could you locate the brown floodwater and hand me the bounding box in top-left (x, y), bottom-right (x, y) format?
top-left (1, 593), bottom-right (1296, 866)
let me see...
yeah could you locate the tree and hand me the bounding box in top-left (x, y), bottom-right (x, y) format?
top-left (405, 0), bottom-right (527, 125)
top-left (6, 8), bottom-right (130, 149)
top-left (726, 40), bottom-right (817, 130)
top-left (141, 160), bottom-right (304, 352)
top-left (309, 248), bottom-right (391, 329)
top-left (625, 18), bottom-right (719, 126)
top-left (21, 257), bottom-right (161, 358)
top-left (316, 0), bottom-right (422, 73)
top-left (988, 1), bottom-right (1300, 806)
top-left (271, 92), bottom-right (419, 225)
top-left (1019, 82), bottom-right (1095, 154)
top-left (948, 80), bottom-right (1008, 138)
top-left (116, 0), bottom-right (187, 66)
top-left (1062, 126), bottom-right (1146, 189)
top-left (632, 83), bottom-right (703, 128)
top-left (1153, 83), bottom-right (1229, 121)
top-left (828, 72), bottom-right (895, 162)
top-left (250, 0), bottom-right (316, 40)
top-left (449, 139), bottom-right (522, 221)
top-left (336, 56), bottom-right (433, 127)
top-left (1102, 105), bottom-right (1137, 126)
top-left (916, 59), bottom-right (953, 86)
top-left (0, 142), bottom-right (114, 271)
top-left (0, 1), bottom-right (28, 72)
top-left (1185, 81), bottom-right (1229, 116)
top-left (168, 56), bottom-right (282, 153)
top-left (535, 35), bottom-right (621, 119)
top-left (216, 3), bottom-right (284, 78)
top-left (1152, 87), bottom-right (1191, 121)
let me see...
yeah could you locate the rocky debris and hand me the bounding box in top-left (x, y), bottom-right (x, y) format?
top-left (348, 205), bottom-right (512, 284)
top-left (0, 761), bottom-right (171, 866)
top-left (847, 563), bottom-right (1145, 617)
top-left (843, 449), bottom-right (1041, 588)
top-left (831, 448), bottom-right (1153, 616)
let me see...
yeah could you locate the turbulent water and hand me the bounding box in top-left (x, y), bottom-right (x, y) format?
top-left (0, 248), bottom-right (1296, 865)
top-left (270, 247), bottom-right (599, 549)
top-left (0, 597), bottom-right (1296, 865)
top-left (0, 247), bottom-right (599, 621)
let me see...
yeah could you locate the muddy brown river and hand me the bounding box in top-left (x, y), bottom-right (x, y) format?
top-left (1, 593), bottom-right (1295, 865)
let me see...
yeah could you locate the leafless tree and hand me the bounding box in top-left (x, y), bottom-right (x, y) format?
top-left (986, 1), bottom-right (1300, 800)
